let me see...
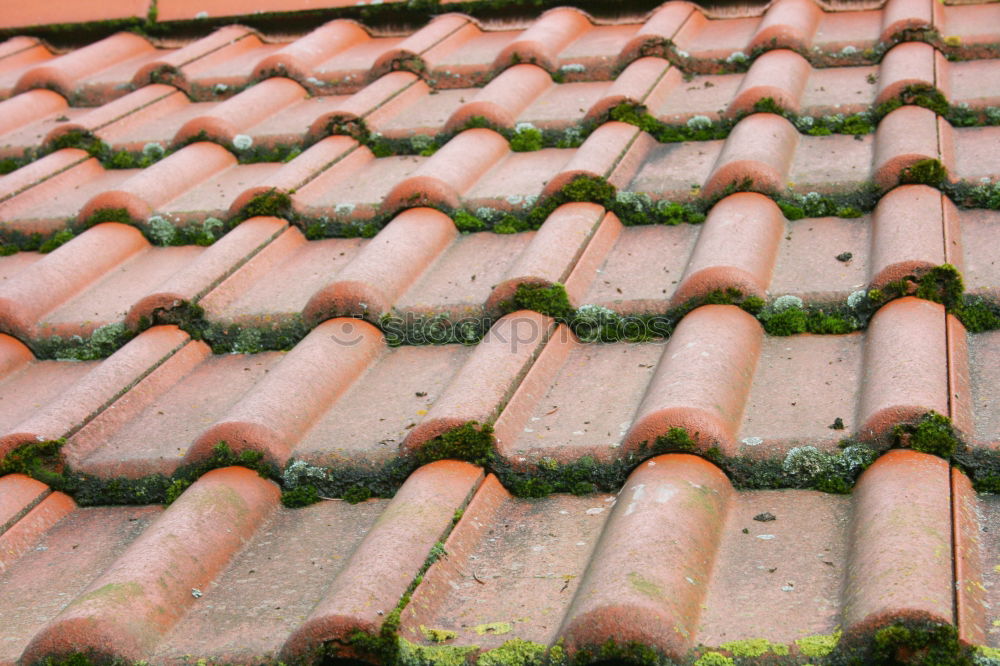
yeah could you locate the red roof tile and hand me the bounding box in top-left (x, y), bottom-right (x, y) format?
top-left (2, 1), bottom-right (1000, 663)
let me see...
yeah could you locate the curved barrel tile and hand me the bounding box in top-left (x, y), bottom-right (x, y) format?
top-left (280, 460), bottom-right (485, 661)
top-left (868, 185), bottom-right (947, 289)
top-left (618, 2), bottom-right (697, 66)
top-left (749, 0), bottom-right (822, 53)
top-left (727, 49), bottom-right (811, 117)
top-left (404, 310), bottom-right (555, 453)
top-left (493, 8), bottom-right (593, 73)
top-left (671, 192), bottom-right (784, 306)
top-left (253, 20), bottom-right (370, 83)
top-left (560, 454), bottom-right (733, 662)
top-left (173, 77), bottom-right (307, 148)
top-left (625, 305), bottom-right (762, 456)
top-left (14, 33), bottom-right (154, 99)
top-left (843, 450), bottom-right (953, 636)
top-left (0, 326), bottom-right (193, 460)
top-left (383, 128), bottom-right (508, 213)
top-left (131, 26), bottom-right (258, 89)
top-left (188, 318), bottom-right (384, 466)
top-left (445, 64), bottom-right (551, 132)
top-left (542, 121), bottom-right (654, 198)
top-left (21, 467), bottom-right (279, 663)
top-left (0, 223), bottom-right (148, 340)
top-left (304, 207), bottom-right (456, 323)
top-left (858, 297), bottom-right (948, 441)
top-left (78, 142), bottom-right (236, 223)
top-left (703, 113), bottom-right (798, 199)
top-left (487, 202), bottom-right (607, 311)
top-left (873, 105), bottom-right (946, 190)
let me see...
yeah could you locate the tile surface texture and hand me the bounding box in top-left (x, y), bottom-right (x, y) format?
top-left (2, 1), bottom-right (1000, 664)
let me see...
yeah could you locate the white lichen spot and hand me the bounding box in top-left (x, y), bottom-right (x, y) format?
top-left (686, 115), bottom-right (713, 130)
top-left (506, 194), bottom-right (524, 205)
top-left (795, 116), bottom-right (815, 131)
top-left (233, 134), bottom-right (253, 151)
top-left (559, 63), bottom-right (586, 73)
top-left (773, 295), bottom-right (804, 312)
top-left (147, 215), bottom-right (177, 245)
top-left (675, 50), bottom-right (690, 59)
top-left (195, 10), bottom-right (209, 19)
top-left (847, 289), bottom-right (867, 309)
top-left (514, 121), bottom-right (537, 133)
top-left (142, 142), bottom-right (165, 158)
top-left (757, 534), bottom-right (776, 540)
top-left (585, 507), bottom-right (604, 515)
top-left (410, 134), bottom-right (433, 151)
top-left (213, 83), bottom-right (229, 94)
top-left (334, 203), bottom-right (356, 216)
top-left (783, 446), bottom-right (826, 477)
top-left (726, 51), bottom-right (748, 64)
top-left (840, 45), bottom-right (858, 55)
top-left (742, 436), bottom-right (763, 447)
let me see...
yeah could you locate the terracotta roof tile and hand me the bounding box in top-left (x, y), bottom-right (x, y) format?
top-left (2, 2), bottom-right (1000, 662)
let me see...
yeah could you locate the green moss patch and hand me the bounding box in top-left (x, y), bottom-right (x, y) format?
top-left (415, 422), bottom-right (495, 467)
top-left (900, 158), bottom-right (949, 186)
top-left (0, 440), bottom-right (277, 507)
top-left (894, 411), bottom-right (962, 459)
top-left (505, 283), bottom-right (574, 319)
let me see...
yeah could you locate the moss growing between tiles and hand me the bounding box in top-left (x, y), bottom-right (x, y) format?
top-left (476, 639), bottom-right (548, 666)
top-left (875, 85), bottom-right (950, 119)
top-left (280, 456), bottom-right (417, 507)
top-left (32, 322), bottom-right (136, 361)
top-left (492, 432), bottom-right (878, 498)
top-left (864, 621), bottom-right (966, 665)
top-left (956, 296), bottom-right (1000, 333)
top-left (503, 283), bottom-right (574, 320)
top-left (893, 411), bottom-right (961, 459)
top-left (900, 159), bottom-right (949, 186)
top-left (333, 511), bottom-right (466, 665)
top-left (793, 630), bottom-right (842, 659)
top-left (233, 188), bottom-right (293, 222)
top-left (415, 422), bottom-right (496, 467)
top-left (568, 638), bottom-right (664, 666)
top-left (0, 439), bottom-right (66, 489)
top-left (0, 441), bottom-right (279, 507)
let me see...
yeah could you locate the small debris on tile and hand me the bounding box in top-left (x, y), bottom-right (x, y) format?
top-left (415, 391), bottom-right (427, 397)
top-left (753, 512), bottom-right (776, 522)
top-left (836, 252), bottom-right (853, 262)
top-left (829, 417), bottom-right (845, 430)
top-left (191, 588), bottom-right (202, 598)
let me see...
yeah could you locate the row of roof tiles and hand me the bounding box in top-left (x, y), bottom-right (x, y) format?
top-left (3, 1), bottom-right (1000, 104)
top-left (2, 107), bottom-right (998, 240)
top-left (0, 297), bottom-right (994, 481)
top-left (0, 184), bottom-right (995, 349)
top-left (1, 451), bottom-right (998, 663)
top-left (4, 41), bottom-right (1000, 166)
